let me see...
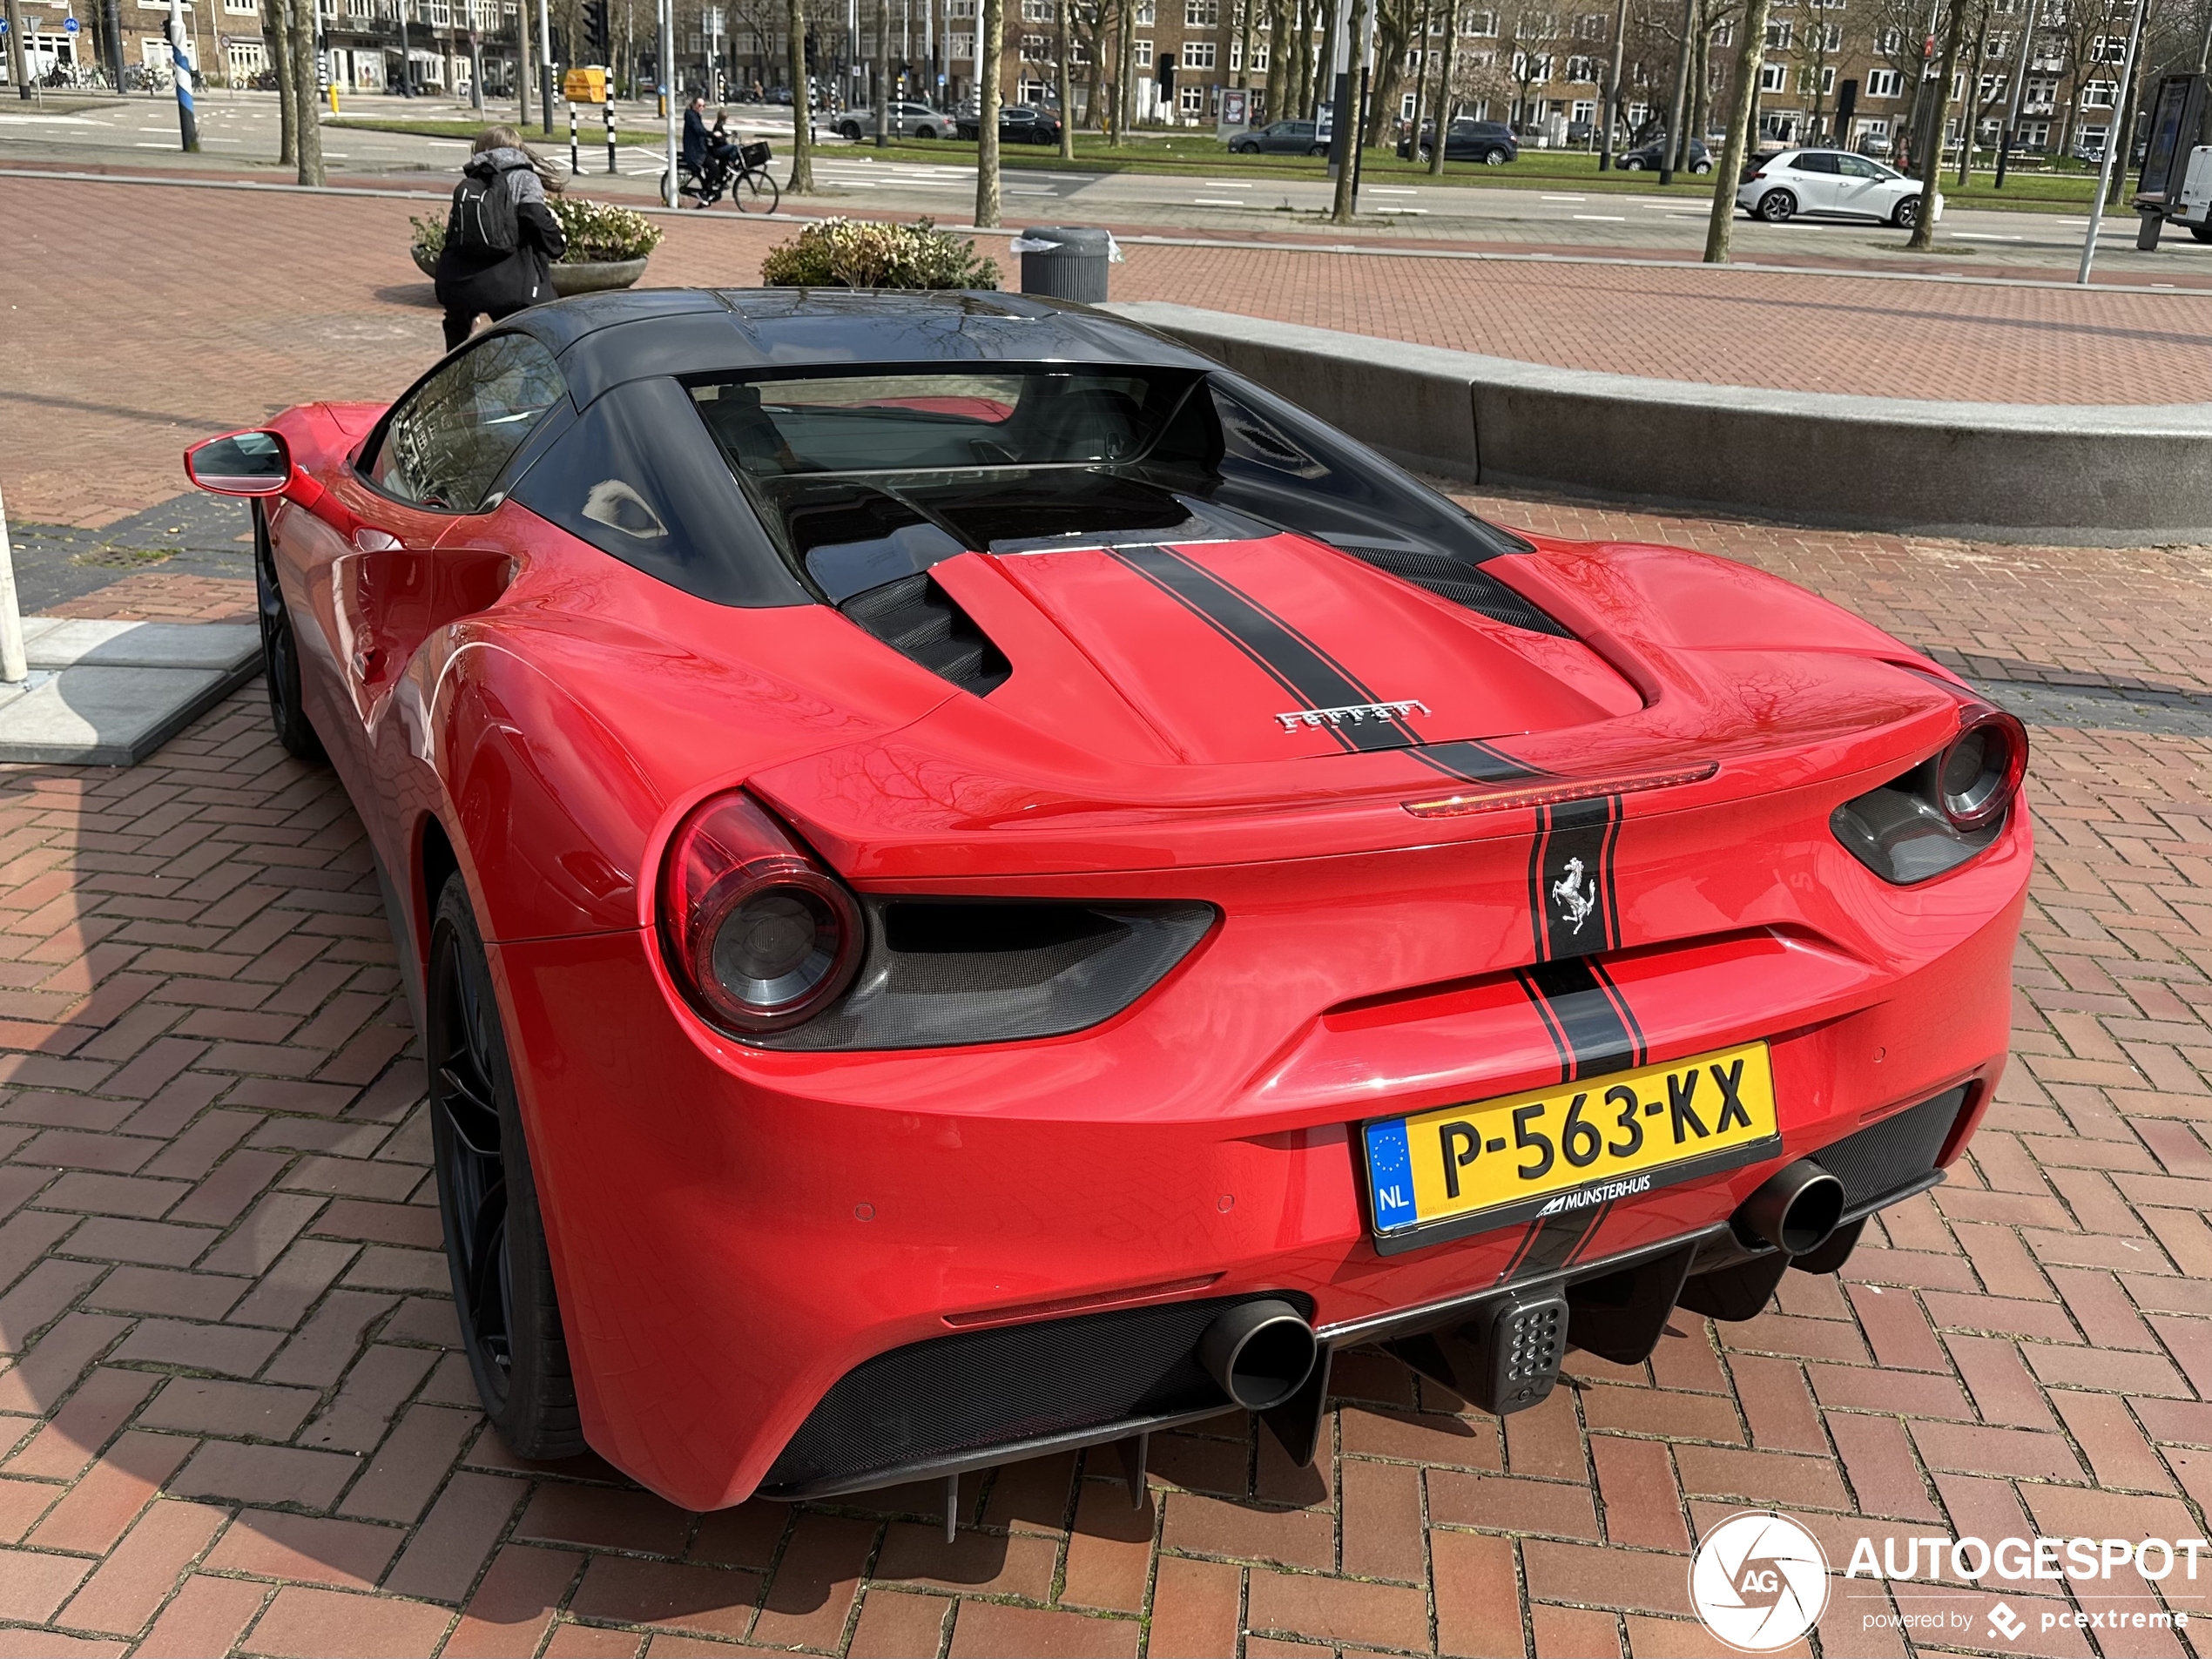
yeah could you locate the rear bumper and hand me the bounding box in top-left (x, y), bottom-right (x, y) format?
top-left (492, 823), bottom-right (2025, 1510)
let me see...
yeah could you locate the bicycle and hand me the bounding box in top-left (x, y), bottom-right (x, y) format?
top-left (681, 138), bottom-right (779, 212)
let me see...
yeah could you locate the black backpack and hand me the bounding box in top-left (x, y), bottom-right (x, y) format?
top-left (447, 170), bottom-right (518, 256)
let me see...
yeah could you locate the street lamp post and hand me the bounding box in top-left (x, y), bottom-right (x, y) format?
top-left (2077, 0), bottom-right (2145, 280)
top-left (537, 0), bottom-right (551, 129)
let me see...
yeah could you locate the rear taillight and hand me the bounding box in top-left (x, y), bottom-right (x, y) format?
top-left (1936, 704), bottom-right (2027, 831)
top-left (658, 792), bottom-right (860, 1035)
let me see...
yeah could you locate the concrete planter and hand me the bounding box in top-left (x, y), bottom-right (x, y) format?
top-left (409, 246), bottom-right (650, 296)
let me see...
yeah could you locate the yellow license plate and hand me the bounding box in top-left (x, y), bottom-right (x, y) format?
top-left (1363, 1042), bottom-right (1781, 1248)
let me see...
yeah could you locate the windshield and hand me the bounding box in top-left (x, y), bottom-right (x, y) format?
top-left (691, 368), bottom-right (1195, 477)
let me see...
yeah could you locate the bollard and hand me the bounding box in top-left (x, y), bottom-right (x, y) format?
top-left (604, 92), bottom-right (616, 172)
top-left (0, 474), bottom-right (28, 686)
top-left (568, 97), bottom-right (579, 172)
top-left (165, 0), bottom-right (197, 152)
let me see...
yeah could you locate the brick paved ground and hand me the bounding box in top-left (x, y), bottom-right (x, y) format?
top-left (0, 489), bottom-right (2206, 1657)
top-left (8, 173), bottom-right (2212, 535)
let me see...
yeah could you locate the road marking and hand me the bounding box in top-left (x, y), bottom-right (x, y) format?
top-left (1369, 185), bottom-right (1416, 193)
top-left (1542, 193), bottom-right (1586, 201)
top-left (1201, 179), bottom-right (1252, 186)
top-left (1573, 213), bottom-right (1626, 220)
top-left (1377, 206), bottom-right (1428, 214)
top-left (1193, 197), bottom-right (1247, 206)
top-left (1953, 232), bottom-right (2022, 240)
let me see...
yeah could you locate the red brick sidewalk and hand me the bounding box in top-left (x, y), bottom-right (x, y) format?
top-left (0, 495), bottom-right (2206, 1658)
top-left (7, 171), bottom-right (2212, 533)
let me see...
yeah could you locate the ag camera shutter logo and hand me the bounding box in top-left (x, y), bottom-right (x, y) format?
top-left (1690, 1511), bottom-right (1831, 1652)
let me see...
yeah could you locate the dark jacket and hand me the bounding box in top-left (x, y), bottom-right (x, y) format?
top-left (683, 106), bottom-right (711, 172)
top-left (435, 147), bottom-right (567, 321)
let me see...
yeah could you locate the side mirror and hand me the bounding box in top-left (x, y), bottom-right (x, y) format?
top-left (185, 429), bottom-right (292, 497)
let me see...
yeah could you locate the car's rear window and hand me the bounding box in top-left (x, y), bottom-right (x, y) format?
top-left (689, 367), bottom-right (1196, 476)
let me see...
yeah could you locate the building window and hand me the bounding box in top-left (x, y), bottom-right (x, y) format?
top-left (1810, 22), bottom-right (1838, 48)
top-left (1764, 19), bottom-right (1791, 47)
top-left (1571, 96), bottom-right (1595, 119)
top-left (1758, 59), bottom-right (1785, 90)
top-left (1184, 0), bottom-right (1217, 23)
top-left (1250, 41), bottom-right (1268, 66)
top-left (1181, 37), bottom-right (1215, 65)
top-left (1564, 52), bottom-right (1596, 80)
top-left (1512, 51), bottom-right (1551, 80)
top-left (1021, 0), bottom-right (1054, 17)
top-left (1132, 37), bottom-right (1152, 62)
top-left (1575, 10), bottom-right (1604, 35)
top-left (1135, 0), bottom-right (1154, 22)
top-left (2022, 73), bottom-right (2055, 109)
top-left (948, 31), bottom-right (974, 56)
top-left (2081, 78), bottom-right (2114, 105)
top-left (1178, 81), bottom-right (1204, 109)
top-left (2091, 32), bottom-right (2125, 59)
top-left (1463, 8), bottom-right (1496, 32)
top-left (1710, 19), bottom-right (1732, 44)
top-left (1865, 66), bottom-right (1900, 96)
top-left (1875, 25), bottom-right (1901, 50)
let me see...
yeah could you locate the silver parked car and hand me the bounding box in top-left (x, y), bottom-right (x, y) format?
top-left (836, 100), bottom-right (947, 140)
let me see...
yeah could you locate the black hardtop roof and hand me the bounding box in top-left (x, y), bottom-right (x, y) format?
top-left (509, 287), bottom-right (1217, 406)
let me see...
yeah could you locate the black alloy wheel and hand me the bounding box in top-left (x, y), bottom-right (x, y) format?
top-left (1757, 188), bottom-right (1797, 222)
top-left (253, 501), bottom-right (324, 763)
top-left (429, 876), bottom-right (585, 1460)
top-left (1891, 194), bottom-right (1921, 229)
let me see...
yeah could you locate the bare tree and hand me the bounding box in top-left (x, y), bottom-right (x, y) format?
top-left (268, 0), bottom-right (298, 164)
top-left (290, 0), bottom-right (324, 185)
top-left (786, 0), bottom-right (814, 185)
top-left (1703, 0), bottom-right (1770, 259)
top-left (1331, 0), bottom-right (1371, 216)
top-left (1908, 0), bottom-right (1964, 246)
top-left (1057, 0), bottom-right (1076, 150)
top-left (976, 0), bottom-right (1004, 219)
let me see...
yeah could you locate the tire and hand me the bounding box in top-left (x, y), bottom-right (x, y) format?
top-left (1690, 159), bottom-right (1712, 173)
top-left (736, 167), bottom-right (780, 212)
top-left (253, 502), bottom-right (323, 763)
top-left (1233, 139), bottom-right (1256, 153)
top-left (1621, 155), bottom-right (1644, 170)
top-left (1483, 146), bottom-right (1508, 165)
top-left (915, 125), bottom-right (936, 138)
top-left (2190, 223), bottom-right (2212, 242)
top-left (429, 875), bottom-right (585, 1462)
top-left (1890, 193), bottom-right (1921, 229)
top-left (1756, 188), bottom-right (1797, 222)
top-left (838, 118), bottom-right (860, 139)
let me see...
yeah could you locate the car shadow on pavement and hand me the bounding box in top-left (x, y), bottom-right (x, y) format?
top-left (372, 282), bottom-right (442, 311)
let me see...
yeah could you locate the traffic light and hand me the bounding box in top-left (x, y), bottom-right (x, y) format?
top-left (1157, 51), bottom-right (1174, 92)
top-left (582, 0), bottom-right (608, 62)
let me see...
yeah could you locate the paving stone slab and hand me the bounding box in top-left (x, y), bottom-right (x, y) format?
top-left (22, 619), bottom-right (260, 673)
top-left (0, 619), bottom-right (260, 765)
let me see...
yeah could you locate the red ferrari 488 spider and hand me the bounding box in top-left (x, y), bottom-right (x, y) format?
top-left (184, 288), bottom-right (2029, 1515)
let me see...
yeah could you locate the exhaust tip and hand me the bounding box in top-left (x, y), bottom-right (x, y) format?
top-left (1197, 1298), bottom-right (1318, 1412)
top-left (1734, 1159), bottom-right (1846, 1257)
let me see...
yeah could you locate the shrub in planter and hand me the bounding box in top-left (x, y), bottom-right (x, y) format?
top-left (408, 198), bottom-right (662, 266)
top-left (759, 218), bottom-right (1000, 290)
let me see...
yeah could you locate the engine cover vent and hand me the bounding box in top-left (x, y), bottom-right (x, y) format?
top-left (1333, 543), bottom-right (1571, 637)
top-left (840, 572), bottom-right (1011, 696)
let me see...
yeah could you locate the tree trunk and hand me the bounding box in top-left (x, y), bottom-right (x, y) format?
top-left (786, 0), bottom-right (813, 186)
top-left (1406, 0), bottom-right (1430, 149)
top-left (270, 0), bottom-right (297, 164)
top-left (1057, 0), bottom-right (1075, 152)
top-left (1959, 3), bottom-right (1985, 181)
top-left (976, 0), bottom-right (1002, 221)
top-left (1238, 0), bottom-right (1253, 85)
top-left (1909, 0), bottom-right (1962, 246)
top-left (517, 0), bottom-right (533, 121)
top-left (1686, 3), bottom-right (1709, 158)
top-left (1111, 0), bottom-right (1131, 138)
top-left (1658, 0), bottom-right (1689, 174)
top-left (2107, 30), bottom-right (2140, 204)
top-left (4, 0), bottom-right (31, 100)
top-left (1428, 0), bottom-right (1454, 169)
top-left (1702, 0), bottom-right (1770, 260)
top-left (291, 0), bottom-right (324, 185)
top-left (1329, 0), bottom-right (1366, 217)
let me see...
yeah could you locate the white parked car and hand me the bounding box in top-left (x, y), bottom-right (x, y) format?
top-left (1736, 148), bottom-right (1940, 228)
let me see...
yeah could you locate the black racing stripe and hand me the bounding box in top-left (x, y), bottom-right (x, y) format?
top-left (1406, 739), bottom-right (1549, 786)
top-left (1113, 545), bottom-right (1416, 753)
top-left (1517, 958), bottom-right (1638, 1082)
top-left (1564, 1198), bottom-right (1615, 1267)
top-left (1499, 1219), bottom-right (1546, 1279)
top-left (1587, 957), bottom-right (1648, 1069)
top-left (1531, 794), bottom-right (1621, 961)
top-left (1110, 545), bottom-right (1358, 753)
top-left (1509, 1208), bottom-right (1603, 1281)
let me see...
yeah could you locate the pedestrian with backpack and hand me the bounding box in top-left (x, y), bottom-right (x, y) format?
top-left (434, 126), bottom-right (568, 352)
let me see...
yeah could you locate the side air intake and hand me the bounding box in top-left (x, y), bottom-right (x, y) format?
top-left (840, 573), bottom-right (1011, 695)
top-left (1333, 543), bottom-right (1571, 637)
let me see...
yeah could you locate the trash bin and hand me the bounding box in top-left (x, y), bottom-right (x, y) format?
top-left (1015, 226), bottom-right (1116, 301)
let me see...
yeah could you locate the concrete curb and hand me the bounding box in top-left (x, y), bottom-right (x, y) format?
top-left (0, 621), bottom-right (260, 767)
top-left (1107, 300), bottom-right (2212, 544)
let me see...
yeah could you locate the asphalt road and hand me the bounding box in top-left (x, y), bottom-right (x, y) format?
top-left (4, 88), bottom-right (2202, 280)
